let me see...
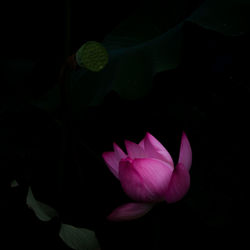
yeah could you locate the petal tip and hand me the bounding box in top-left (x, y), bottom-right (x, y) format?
top-left (124, 139), bottom-right (130, 150)
top-left (178, 131), bottom-right (192, 170)
top-left (102, 151), bottom-right (120, 179)
top-left (113, 142), bottom-right (119, 152)
top-left (102, 151), bottom-right (109, 160)
top-left (144, 132), bottom-right (159, 146)
top-left (182, 131), bottom-right (189, 142)
top-left (145, 132), bottom-right (153, 139)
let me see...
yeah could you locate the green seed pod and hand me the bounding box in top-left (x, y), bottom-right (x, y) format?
top-left (76, 41), bottom-right (109, 72)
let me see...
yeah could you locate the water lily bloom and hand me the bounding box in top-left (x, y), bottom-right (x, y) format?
top-left (102, 132), bottom-right (192, 221)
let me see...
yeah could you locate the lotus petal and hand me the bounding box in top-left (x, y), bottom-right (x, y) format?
top-left (165, 163), bottom-right (190, 203)
top-left (102, 152), bottom-right (120, 179)
top-left (119, 158), bottom-right (173, 202)
top-left (143, 132), bottom-right (174, 166)
top-left (107, 202), bottom-right (154, 221)
top-left (178, 132), bottom-right (192, 171)
top-left (125, 140), bottom-right (145, 158)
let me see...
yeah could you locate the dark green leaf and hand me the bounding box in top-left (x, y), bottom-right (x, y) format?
top-left (188, 0), bottom-right (250, 35)
top-left (59, 223), bottom-right (100, 250)
top-left (26, 186), bottom-right (59, 221)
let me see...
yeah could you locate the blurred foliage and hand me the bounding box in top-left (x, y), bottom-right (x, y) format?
top-left (59, 224), bottom-right (100, 250)
top-left (26, 186), bottom-right (100, 249)
top-left (188, 0), bottom-right (250, 35)
top-left (32, 0), bottom-right (250, 117)
top-left (26, 186), bottom-right (59, 222)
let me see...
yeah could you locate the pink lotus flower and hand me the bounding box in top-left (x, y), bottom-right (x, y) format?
top-left (102, 132), bottom-right (192, 221)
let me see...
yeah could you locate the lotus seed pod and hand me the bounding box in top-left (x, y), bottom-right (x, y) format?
top-left (76, 41), bottom-right (109, 72)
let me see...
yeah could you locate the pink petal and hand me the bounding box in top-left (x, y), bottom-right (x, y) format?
top-left (102, 143), bottom-right (127, 179)
top-left (119, 158), bottom-right (174, 202)
top-left (143, 132), bottom-right (174, 167)
top-left (102, 152), bottom-right (120, 179)
top-left (124, 140), bottom-right (145, 158)
top-left (138, 138), bottom-right (145, 149)
top-left (165, 163), bottom-right (190, 203)
top-left (178, 132), bottom-right (192, 171)
top-left (107, 202), bottom-right (154, 221)
top-left (113, 142), bottom-right (127, 160)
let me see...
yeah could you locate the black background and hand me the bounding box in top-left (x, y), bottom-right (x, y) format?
top-left (1, 1), bottom-right (246, 249)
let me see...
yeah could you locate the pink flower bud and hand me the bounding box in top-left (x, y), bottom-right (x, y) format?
top-left (102, 132), bottom-right (192, 221)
